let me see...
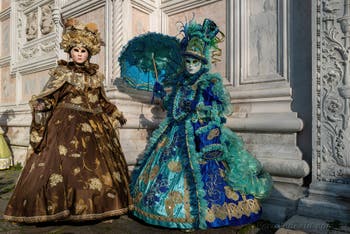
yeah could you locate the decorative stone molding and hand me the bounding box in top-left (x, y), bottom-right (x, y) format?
top-left (0, 56), bottom-right (11, 67)
top-left (161, 0), bottom-right (220, 15)
top-left (112, 0), bottom-right (125, 81)
top-left (226, 115), bottom-right (303, 133)
top-left (314, 0), bottom-right (350, 182)
top-left (61, 0), bottom-right (105, 18)
top-left (25, 10), bottom-right (38, 41)
top-left (297, 0), bottom-right (350, 223)
top-left (131, 0), bottom-right (156, 14)
top-left (10, 0), bottom-right (57, 75)
top-left (0, 6), bottom-right (10, 21)
top-left (17, 0), bottom-right (36, 9)
top-left (40, 4), bottom-right (54, 35)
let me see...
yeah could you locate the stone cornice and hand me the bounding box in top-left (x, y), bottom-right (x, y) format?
top-left (22, 0), bottom-right (53, 14)
top-left (0, 56), bottom-right (10, 67)
top-left (0, 7), bottom-right (10, 21)
top-left (131, 0), bottom-right (156, 14)
top-left (229, 86), bottom-right (292, 100)
top-left (161, 0), bottom-right (221, 15)
top-left (226, 114), bottom-right (304, 133)
top-left (16, 55), bottom-right (56, 75)
top-left (61, 0), bottom-right (105, 18)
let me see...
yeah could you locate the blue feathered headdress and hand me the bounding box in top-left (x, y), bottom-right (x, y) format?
top-left (178, 18), bottom-right (225, 65)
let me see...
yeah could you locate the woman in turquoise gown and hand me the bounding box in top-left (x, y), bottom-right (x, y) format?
top-left (130, 18), bottom-right (272, 230)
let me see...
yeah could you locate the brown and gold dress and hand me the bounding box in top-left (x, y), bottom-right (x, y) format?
top-left (3, 60), bottom-right (132, 223)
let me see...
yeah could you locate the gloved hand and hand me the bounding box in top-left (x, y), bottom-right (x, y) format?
top-left (33, 99), bottom-right (48, 111)
top-left (153, 81), bottom-right (166, 99)
top-left (118, 115), bottom-right (127, 126)
top-left (182, 99), bottom-right (198, 112)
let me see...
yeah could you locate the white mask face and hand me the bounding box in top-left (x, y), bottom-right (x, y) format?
top-left (70, 46), bottom-right (89, 64)
top-left (185, 57), bottom-right (202, 74)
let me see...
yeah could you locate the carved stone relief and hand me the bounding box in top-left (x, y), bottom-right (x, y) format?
top-left (318, 0), bottom-right (350, 182)
top-left (14, 0), bottom-right (57, 68)
top-left (26, 11), bottom-right (38, 41)
top-left (20, 45), bottom-right (40, 59)
top-left (40, 4), bottom-right (54, 35)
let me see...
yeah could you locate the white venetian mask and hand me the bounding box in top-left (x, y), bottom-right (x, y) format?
top-left (185, 57), bottom-right (202, 74)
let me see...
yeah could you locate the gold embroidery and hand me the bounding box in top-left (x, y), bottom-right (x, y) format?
top-left (81, 123), bottom-right (92, 133)
top-left (206, 208), bottom-right (215, 223)
top-left (81, 137), bottom-right (87, 149)
top-left (73, 167), bottom-right (81, 175)
top-left (219, 168), bottom-right (225, 178)
top-left (156, 137), bottom-right (168, 150)
top-left (102, 173), bottom-right (113, 186)
top-left (95, 158), bottom-right (101, 167)
top-left (30, 130), bottom-right (42, 143)
top-left (88, 93), bottom-right (98, 103)
top-left (112, 171), bottom-right (122, 183)
top-left (75, 199), bottom-right (87, 214)
top-left (206, 198), bottom-right (261, 222)
top-left (89, 119), bottom-right (97, 131)
top-left (49, 173), bottom-right (63, 187)
top-left (135, 192), bottom-right (143, 204)
top-left (70, 153), bottom-right (81, 158)
top-left (165, 191), bottom-right (183, 217)
top-left (107, 193), bottom-right (116, 199)
top-left (58, 103), bottom-right (102, 114)
top-left (96, 122), bottom-right (103, 133)
top-left (38, 163), bottom-right (45, 167)
top-left (47, 195), bottom-right (59, 214)
top-left (149, 165), bottom-right (159, 181)
top-left (70, 96), bottom-right (83, 104)
top-left (134, 206), bottom-right (195, 223)
top-left (207, 128), bottom-right (220, 140)
top-left (168, 161), bottom-right (182, 173)
top-left (58, 145), bottom-right (68, 156)
top-left (88, 178), bottom-right (102, 191)
top-left (224, 186), bottom-right (239, 200)
top-left (139, 156), bottom-right (155, 184)
top-left (70, 136), bottom-right (79, 149)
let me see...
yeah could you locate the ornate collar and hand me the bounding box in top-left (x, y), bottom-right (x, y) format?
top-left (57, 60), bottom-right (99, 75)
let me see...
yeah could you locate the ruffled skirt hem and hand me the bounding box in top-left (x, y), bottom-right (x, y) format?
top-left (3, 206), bottom-right (132, 223)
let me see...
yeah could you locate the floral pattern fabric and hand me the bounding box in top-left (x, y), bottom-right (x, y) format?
top-left (3, 61), bottom-right (132, 223)
top-left (131, 68), bottom-right (272, 230)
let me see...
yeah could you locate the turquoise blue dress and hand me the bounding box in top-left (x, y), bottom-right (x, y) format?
top-left (131, 68), bottom-right (272, 229)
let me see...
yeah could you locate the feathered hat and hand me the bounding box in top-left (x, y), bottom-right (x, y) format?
top-left (60, 18), bottom-right (104, 56)
top-left (180, 18), bottom-right (224, 65)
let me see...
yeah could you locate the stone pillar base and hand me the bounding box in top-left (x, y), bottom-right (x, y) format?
top-left (297, 183), bottom-right (350, 223)
top-left (278, 215), bottom-right (350, 234)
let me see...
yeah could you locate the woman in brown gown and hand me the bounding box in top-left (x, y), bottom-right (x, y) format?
top-left (3, 19), bottom-right (132, 223)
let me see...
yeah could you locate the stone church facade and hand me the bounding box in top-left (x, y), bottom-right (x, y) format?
top-left (0, 0), bottom-right (348, 226)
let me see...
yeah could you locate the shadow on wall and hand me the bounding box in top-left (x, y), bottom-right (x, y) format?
top-left (0, 109), bottom-right (16, 164)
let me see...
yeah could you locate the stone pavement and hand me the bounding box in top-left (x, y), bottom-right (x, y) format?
top-left (0, 167), bottom-right (349, 234)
